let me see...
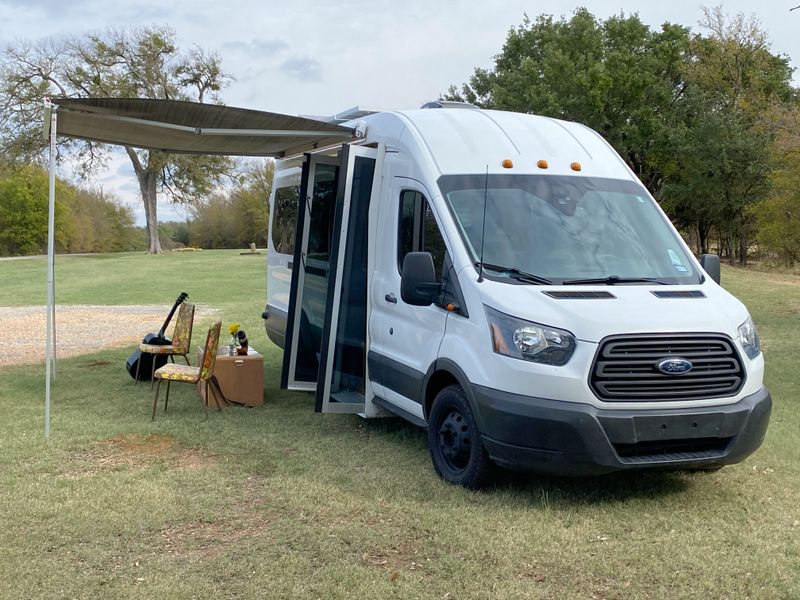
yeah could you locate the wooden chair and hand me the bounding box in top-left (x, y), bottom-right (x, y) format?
top-left (136, 302), bottom-right (195, 385)
top-left (151, 321), bottom-right (225, 420)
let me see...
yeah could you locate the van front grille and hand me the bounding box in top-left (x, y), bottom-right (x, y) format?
top-left (590, 334), bottom-right (745, 402)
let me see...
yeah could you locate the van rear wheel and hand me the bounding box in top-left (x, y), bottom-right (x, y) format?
top-left (428, 384), bottom-right (494, 489)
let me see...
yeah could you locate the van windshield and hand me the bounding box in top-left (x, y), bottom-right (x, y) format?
top-left (439, 174), bottom-right (701, 285)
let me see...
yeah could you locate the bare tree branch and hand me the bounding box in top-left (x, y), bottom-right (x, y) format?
top-left (0, 26), bottom-right (235, 252)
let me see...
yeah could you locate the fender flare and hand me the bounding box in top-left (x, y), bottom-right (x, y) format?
top-left (422, 358), bottom-right (487, 432)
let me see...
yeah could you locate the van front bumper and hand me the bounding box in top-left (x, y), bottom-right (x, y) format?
top-left (473, 385), bottom-right (771, 476)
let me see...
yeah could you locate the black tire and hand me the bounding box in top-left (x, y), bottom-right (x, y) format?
top-left (427, 384), bottom-right (495, 489)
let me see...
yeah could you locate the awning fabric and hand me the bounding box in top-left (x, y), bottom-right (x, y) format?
top-left (51, 97), bottom-right (355, 157)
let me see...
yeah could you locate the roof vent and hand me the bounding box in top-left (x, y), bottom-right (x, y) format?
top-left (420, 100), bottom-right (478, 110)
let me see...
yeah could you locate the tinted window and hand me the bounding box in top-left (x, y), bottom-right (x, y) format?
top-left (398, 190), bottom-right (446, 281)
top-left (307, 164), bottom-right (338, 261)
top-left (272, 185), bottom-right (299, 255)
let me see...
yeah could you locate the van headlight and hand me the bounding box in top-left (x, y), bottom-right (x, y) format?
top-left (738, 315), bottom-right (761, 359)
top-left (485, 305), bottom-right (576, 366)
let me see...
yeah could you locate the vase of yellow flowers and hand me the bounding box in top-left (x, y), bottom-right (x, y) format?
top-left (227, 322), bottom-right (240, 356)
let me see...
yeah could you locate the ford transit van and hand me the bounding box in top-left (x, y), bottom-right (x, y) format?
top-left (262, 103), bottom-right (771, 488)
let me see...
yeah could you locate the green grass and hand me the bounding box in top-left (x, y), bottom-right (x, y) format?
top-left (0, 253), bottom-right (798, 599)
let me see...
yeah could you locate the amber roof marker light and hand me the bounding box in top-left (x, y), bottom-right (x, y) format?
top-left (570, 162), bottom-right (582, 171)
top-left (537, 159), bottom-right (549, 169)
top-left (502, 159), bottom-right (514, 169)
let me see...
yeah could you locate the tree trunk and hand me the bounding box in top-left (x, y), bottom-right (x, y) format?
top-left (139, 169), bottom-right (162, 254)
top-left (739, 232), bottom-right (748, 267)
top-left (726, 234), bottom-right (736, 266)
top-left (697, 221), bottom-right (710, 255)
top-left (127, 147), bottom-right (162, 254)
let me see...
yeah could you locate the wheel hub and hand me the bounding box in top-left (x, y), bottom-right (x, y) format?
top-left (438, 409), bottom-right (470, 469)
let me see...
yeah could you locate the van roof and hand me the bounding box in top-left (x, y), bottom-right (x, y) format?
top-left (359, 108), bottom-right (634, 181)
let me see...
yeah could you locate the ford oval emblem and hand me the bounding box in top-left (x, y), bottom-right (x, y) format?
top-left (657, 358), bottom-right (694, 375)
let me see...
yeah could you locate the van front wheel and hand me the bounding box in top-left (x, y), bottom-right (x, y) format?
top-left (428, 384), bottom-right (494, 489)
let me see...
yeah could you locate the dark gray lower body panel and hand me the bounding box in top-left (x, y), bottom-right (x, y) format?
top-left (368, 350), bottom-right (425, 404)
top-left (473, 385), bottom-right (772, 476)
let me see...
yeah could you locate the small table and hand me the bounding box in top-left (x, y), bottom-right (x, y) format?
top-left (197, 346), bottom-right (264, 407)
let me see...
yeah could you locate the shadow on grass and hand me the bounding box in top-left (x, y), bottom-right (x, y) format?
top-left (493, 469), bottom-right (692, 507)
top-left (362, 415), bottom-right (693, 506)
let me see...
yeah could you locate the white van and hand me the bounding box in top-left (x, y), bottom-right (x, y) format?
top-left (262, 102), bottom-right (771, 488)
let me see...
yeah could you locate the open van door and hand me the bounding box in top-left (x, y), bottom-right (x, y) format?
top-left (315, 144), bottom-right (385, 413)
top-left (282, 153), bottom-right (340, 391)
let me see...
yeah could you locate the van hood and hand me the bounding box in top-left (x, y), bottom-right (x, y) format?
top-left (478, 281), bottom-right (749, 343)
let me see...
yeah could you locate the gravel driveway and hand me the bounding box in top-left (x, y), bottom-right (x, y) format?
top-left (0, 305), bottom-right (218, 366)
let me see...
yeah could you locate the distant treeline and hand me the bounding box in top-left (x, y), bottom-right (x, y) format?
top-left (174, 160), bottom-right (273, 251)
top-left (0, 160), bottom-right (272, 256)
top-left (0, 164), bottom-right (142, 256)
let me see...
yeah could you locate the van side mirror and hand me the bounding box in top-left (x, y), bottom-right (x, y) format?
top-left (401, 252), bottom-right (440, 306)
top-left (700, 254), bottom-right (721, 284)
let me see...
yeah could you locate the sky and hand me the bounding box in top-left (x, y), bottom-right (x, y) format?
top-left (1, 0), bottom-right (798, 226)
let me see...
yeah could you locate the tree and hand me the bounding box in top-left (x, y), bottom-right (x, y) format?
top-left (188, 159), bottom-right (273, 249)
top-left (753, 101), bottom-right (800, 264)
top-left (659, 94), bottom-right (773, 262)
top-left (0, 26), bottom-right (234, 253)
top-left (230, 159), bottom-right (273, 247)
top-left (447, 6), bottom-right (796, 266)
top-left (687, 7), bottom-right (793, 116)
top-left (61, 187), bottom-right (142, 253)
top-left (0, 165), bottom-right (71, 256)
top-left (446, 9), bottom-right (691, 195)
top-left (660, 7), bottom-right (793, 264)
top-left (0, 163), bottom-right (144, 256)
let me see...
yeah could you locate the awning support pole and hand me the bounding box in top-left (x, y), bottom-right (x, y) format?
top-left (45, 101), bottom-right (57, 439)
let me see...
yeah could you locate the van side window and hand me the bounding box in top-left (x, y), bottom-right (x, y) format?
top-left (272, 185), bottom-right (300, 255)
top-left (398, 190), bottom-right (446, 281)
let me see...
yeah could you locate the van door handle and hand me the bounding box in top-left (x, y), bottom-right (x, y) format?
top-left (384, 293), bottom-right (397, 304)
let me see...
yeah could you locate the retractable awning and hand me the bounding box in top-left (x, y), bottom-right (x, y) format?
top-left (41, 97), bottom-right (358, 438)
top-left (50, 97), bottom-right (356, 157)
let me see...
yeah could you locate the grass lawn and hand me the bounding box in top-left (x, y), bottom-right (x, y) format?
top-left (0, 251), bottom-right (798, 599)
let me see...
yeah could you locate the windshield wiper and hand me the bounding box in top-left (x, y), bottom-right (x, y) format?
top-left (475, 262), bottom-right (553, 285)
top-left (561, 275), bottom-right (668, 286)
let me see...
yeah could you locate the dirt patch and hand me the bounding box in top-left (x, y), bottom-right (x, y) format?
top-left (517, 562), bottom-right (547, 583)
top-left (362, 547), bottom-right (426, 576)
top-left (157, 476), bottom-right (272, 559)
top-left (62, 433), bottom-right (217, 478)
top-left (158, 515), bottom-right (272, 559)
top-left (0, 304), bottom-right (218, 366)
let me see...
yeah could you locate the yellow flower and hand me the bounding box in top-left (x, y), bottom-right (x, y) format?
top-left (228, 322), bottom-right (240, 336)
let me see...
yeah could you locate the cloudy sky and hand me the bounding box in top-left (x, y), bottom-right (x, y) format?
top-left (2, 0), bottom-right (798, 225)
